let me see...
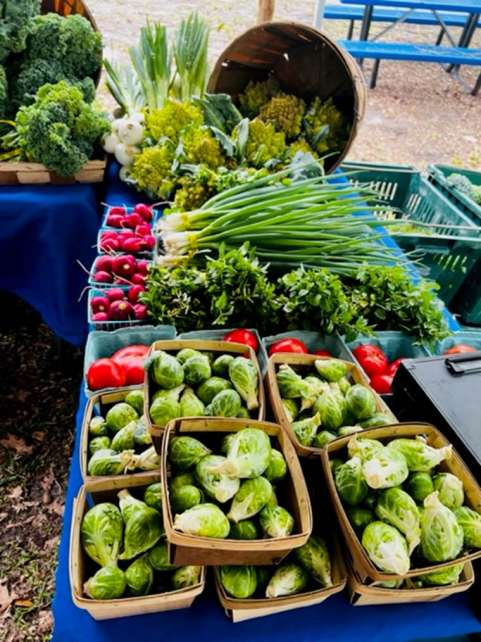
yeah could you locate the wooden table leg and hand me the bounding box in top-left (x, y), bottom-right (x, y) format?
top-left (257, 0), bottom-right (275, 23)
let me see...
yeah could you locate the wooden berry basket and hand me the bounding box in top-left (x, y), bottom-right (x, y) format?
top-left (214, 539), bottom-right (346, 622)
top-left (161, 417), bottom-right (312, 566)
top-left (266, 352), bottom-right (396, 459)
top-left (346, 556), bottom-right (474, 606)
top-left (145, 340), bottom-right (266, 452)
top-left (69, 472), bottom-right (206, 620)
top-left (321, 423), bottom-right (481, 583)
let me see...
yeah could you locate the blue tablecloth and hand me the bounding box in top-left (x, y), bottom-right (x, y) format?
top-left (51, 390), bottom-right (481, 642)
top-left (0, 181), bottom-right (101, 346)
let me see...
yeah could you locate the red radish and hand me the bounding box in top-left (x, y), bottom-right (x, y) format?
top-left (122, 237), bottom-right (143, 253)
top-left (136, 260), bottom-right (150, 275)
top-left (100, 237), bottom-right (120, 252)
top-left (101, 230), bottom-right (117, 238)
top-left (112, 254), bottom-right (136, 278)
top-left (135, 203), bottom-right (153, 222)
top-left (131, 273), bottom-right (146, 286)
top-left (93, 271), bottom-right (113, 284)
top-left (95, 256), bottom-right (113, 273)
top-left (119, 228), bottom-right (135, 236)
top-left (134, 303), bottom-right (148, 320)
top-left (109, 206), bottom-right (127, 217)
top-left (128, 285), bottom-right (145, 304)
top-left (92, 311), bottom-right (109, 322)
top-left (143, 235), bottom-right (156, 250)
top-left (105, 288), bottom-right (125, 302)
top-left (135, 224), bottom-right (151, 237)
top-left (114, 277), bottom-right (131, 285)
top-left (91, 296), bottom-right (110, 313)
top-left (109, 300), bottom-right (135, 321)
top-left (370, 374), bottom-right (393, 394)
top-left (122, 213), bottom-right (143, 229)
top-left (106, 214), bottom-right (123, 227)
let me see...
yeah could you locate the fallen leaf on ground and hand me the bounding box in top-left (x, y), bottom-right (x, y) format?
top-left (14, 599), bottom-right (33, 608)
top-left (6, 486), bottom-right (22, 501)
top-left (0, 434), bottom-right (33, 456)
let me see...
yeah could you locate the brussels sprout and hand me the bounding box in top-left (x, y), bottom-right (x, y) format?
top-left (386, 438), bottom-right (452, 472)
top-left (229, 519), bottom-right (259, 540)
top-left (220, 566), bottom-right (257, 598)
top-left (133, 418), bottom-right (153, 447)
top-left (197, 377), bottom-right (232, 405)
top-left (149, 396), bottom-right (181, 428)
top-left (420, 492), bottom-right (464, 562)
top-left (314, 358), bottom-right (349, 382)
top-left (433, 473), bottom-right (464, 510)
top-left (169, 436), bottom-right (211, 471)
top-left (277, 364), bottom-right (310, 399)
top-left (229, 357), bottom-right (259, 411)
top-left (171, 484), bottom-right (204, 512)
top-left (170, 472), bottom-right (195, 491)
top-left (375, 487), bottom-right (421, 554)
top-left (183, 355), bottom-right (212, 386)
top-left (292, 413), bottom-right (321, 447)
top-left (364, 493), bottom-right (377, 510)
top-left (177, 348), bottom-right (202, 364)
top-left (338, 425), bottom-right (363, 437)
top-left (266, 564), bottom-right (308, 598)
top-left (220, 434), bottom-right (235, 456)
top-left (125, 555), bottom-right (154, 596)
top-left (348, 436), bottom-right (384, 460)
top-left (346, 385), bottom-right (377, 422)
top-left (348, 507), bottom-right (374, 531)
top-left (266, 487), bottom-right (278, 509)
top-left (81, 502), bottom-right (123, 567)
top-left (237, 407), bottom-right (250, 418)
top-left (281, 398), bottom-right (299, 423)
top-left (111, 420), bottom-right (137, 452)
top-left (219, 428), bottom-right (272, 478)
top-left (420, 563), bottom-right (464, 586)
top-left (148, 541), bottom-right (175, 571)
top-left (362, 448), bottom-right (409, 490)
top-left (264, 449), bottom-right (287, 483)
top-left (256, 567), bottom-right (272, 590)
top-left (118, 489), bottom-right (164, 560)
top-left (210, 389), bottom-right (242, 417)
top-left (88, 448), bottom-right (133, 476)
top-left (407, 472), bottom-right (434, 503)
top-left (173, 503), bottom-right (230, 538)
top-left (172, 566), bottom-right (202, 589)
top-left (106, 403), bottom-right (139, 434)
top-left (228, 477), bottom-right (273, 523)
top-left (301, 376), bottom-right (328, 411)
top-left (335, 456), bottom-right (368, 506)
top-left (151, 351), bottom-right (184, 389)
top-left (212, 354), bottom-right (235, 377)
top-left (330, 458), bottom-right (344, 475)
top-left (89, 436), bottom-right (111, 455)
top-left (143, 483), bottom-right (163, 512)
top-left (362, 521), bottom-right (410, 574)
top-left (89, 416), bottom-right (108, 437)
top-left (260, 505), bottom-right (294, 538)
top-left (295, 535), bottom-right (332, 586)
top-left (338, 377), bottom-right (351, 395)
top-left (377, 579), bottom-right (402, 589)
top-left (179, 388), bottom-right (205, 417)
top-left (453, 506), bottom-right (481, 548)
top-left (152, 385), bottom-right (185, 404)
top-left (195, 455), bottom-right (240, 503)
top-left (360, 414), bottom-right (392, 429)
top-left (312, 430), bottom-right (337, 448)
top-left (129, 446), bottom-right (161, 472)
top-left (313, 391), bottom-right (344, 431)
top-left (125, 390), bottom-right (144, 415)
top-left (84, 566), bottom-right (126, 600)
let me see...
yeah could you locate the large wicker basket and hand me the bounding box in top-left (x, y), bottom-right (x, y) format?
top-left (0, 0), bottom-right (105, 186)
top-left (208, 22), bottom-right (366, 173)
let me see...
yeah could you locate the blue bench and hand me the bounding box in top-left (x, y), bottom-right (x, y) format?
top-left (340, 39), bottom-right (481, 94)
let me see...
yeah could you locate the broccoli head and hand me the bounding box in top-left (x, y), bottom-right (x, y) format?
top-left (447, 173), bottom-right (474, 196)
top-left (0, 64), bottom-right (8, 117)
top-left (0, 0), bottom-right (41, 61)
top-left (259, 94), bottom-right (306, 139)
top-left (16, 80), bottom-right (110, 177)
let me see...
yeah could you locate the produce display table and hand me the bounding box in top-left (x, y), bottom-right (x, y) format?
top-left (0, 181), bottom-right (102, 346)
top-left (51, 389), bottom-right (481, 641)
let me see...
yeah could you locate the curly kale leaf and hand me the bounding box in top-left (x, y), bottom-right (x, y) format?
top-left (0, 0), bottom-right (41, 61)
top-left (0, 64), bottom-right (7, 116)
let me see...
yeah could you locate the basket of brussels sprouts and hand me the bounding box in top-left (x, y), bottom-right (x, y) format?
top-left (160, 417), bottom-right (312, 566)
top-left (80, 388), bottom-right (163, 484)
top-left (144, 340), bottom-right (265, 451)
top-left (346, 556), bottom-right (474, 606)
top-left (69, 473), bottom-right (205, 620)
top-left (266, 352), bottom-right (396, 458)
top-left (214, 537), bottom-right (346, 622)
top-left (321, 423), bottom-right (481, 583)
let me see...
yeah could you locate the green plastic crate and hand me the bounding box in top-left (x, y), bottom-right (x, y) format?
top-left (341, 161), bottom-right (481, 305)
top-left (430, 327), bottom-right (481, 356)
top-left (428, 164), bottom-right (481, 224)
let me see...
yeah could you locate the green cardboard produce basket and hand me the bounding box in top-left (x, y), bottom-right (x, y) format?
top-left (341, 161), bottom-right (481, 306)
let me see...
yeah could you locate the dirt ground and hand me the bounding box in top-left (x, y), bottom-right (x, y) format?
top-left (0, 2), bottom-right (480, 641)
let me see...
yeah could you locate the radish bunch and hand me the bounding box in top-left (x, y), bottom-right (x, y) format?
top-left (91, 254), bottom-right (150, 286)
top-left (100, 204), bottom-right (156, 255)
top-left (90, 287), bottom-right (148, 323)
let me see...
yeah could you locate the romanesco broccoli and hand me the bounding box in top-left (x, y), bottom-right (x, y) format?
top-left (473, 186), bottom-right (481, 206)
top-left (286, 137), bottom-right (318, 159)
top-left (180, 126), bottom-right (225, 169)
top-left (259, 93), bottom-right (306, 139)
top-left (238, 77), bottom-right (280, 117)
top-left (130, 144), bottom-right (176, 199)
top-left (238, 118), bottom-right (286, 167)
top-left (447, 173), bottom-right (474, 196)
top-left (304, 97), bottom-right (348, 156)
top-left (146, 100), bottom-right (203, 143)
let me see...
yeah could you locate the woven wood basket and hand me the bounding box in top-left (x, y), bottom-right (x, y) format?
top-left (208, 21), bottom-right (366, 173)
